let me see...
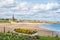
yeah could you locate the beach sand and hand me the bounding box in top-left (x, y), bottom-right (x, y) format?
top-left (0, 23), bottom-right (59, 37)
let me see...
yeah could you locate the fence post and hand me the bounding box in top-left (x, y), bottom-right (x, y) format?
top-left (56, 34), bottom-right (58, 38)
top-left (52, 31), bottom-right (53, 37)
top-left (4, 26), bottom-right (5, 33)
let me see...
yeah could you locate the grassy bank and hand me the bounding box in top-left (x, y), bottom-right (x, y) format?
top-left (0, 32), bottom-right (39, 40)
top-left (0, 32), bottom-right (60, 40)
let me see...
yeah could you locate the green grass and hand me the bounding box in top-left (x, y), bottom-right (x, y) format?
top-left (0, 20), bottom-right (10, 23)
top-left (39, 36), bottom-right (60, 40)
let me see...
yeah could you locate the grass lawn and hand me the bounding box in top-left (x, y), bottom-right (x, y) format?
top-left (39, 36), bottom-right (60, 40)
top-left (0, 20), bottom-right (10, 23)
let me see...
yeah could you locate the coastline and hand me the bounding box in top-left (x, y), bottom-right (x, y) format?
top-left (0, 23), bottom-right (60, 37)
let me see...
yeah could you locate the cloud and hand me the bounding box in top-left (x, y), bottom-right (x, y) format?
top-left (0, 0), bottom-right (14, 7)
top-left (0, 1), bottom-right (60, 21)
top-left (56, 9), bottom-right (60, 12)
top-left (0, 1), bottom-right (60, 14)
top-left (13, 2), bottom-right (60, 15)
top-left (5, 0), bottom-right (14, 3)
top-left (32, 3), bottom-right (59, 11)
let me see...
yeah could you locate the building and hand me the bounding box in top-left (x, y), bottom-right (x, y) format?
top-left (9, 14), bottom-right (16, 23)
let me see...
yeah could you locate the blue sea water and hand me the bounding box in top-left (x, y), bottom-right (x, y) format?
top-left (39, 24), bottom-right (60, 32)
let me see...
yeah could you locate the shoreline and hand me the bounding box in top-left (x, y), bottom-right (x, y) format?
top-left (0, 22), bottom-right (60, 24)
top-left (0, 23), bottom-right (60, 37)
top-left (0, 23), bottom-right (59, 32)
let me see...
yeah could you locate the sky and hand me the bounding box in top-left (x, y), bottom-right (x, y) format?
top-left (0, 0), bottom-right (60, 21)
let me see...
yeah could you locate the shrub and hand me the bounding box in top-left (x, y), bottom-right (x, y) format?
top-left (0, 32), bottom-right (39, 40)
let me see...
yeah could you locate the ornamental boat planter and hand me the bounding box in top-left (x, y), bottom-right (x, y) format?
top-left (12, 28), bottom-right (38, 36)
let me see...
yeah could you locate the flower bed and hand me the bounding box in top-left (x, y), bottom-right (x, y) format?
top-left (14, 28), bottom-right (37, 34)
top-left (12, 28), bottom-right (38, 36)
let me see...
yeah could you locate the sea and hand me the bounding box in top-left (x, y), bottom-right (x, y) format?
top-left (39, 24), bottom-right (60, 34)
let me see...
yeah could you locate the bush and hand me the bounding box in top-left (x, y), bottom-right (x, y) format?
top-left (0, 32), bottom-right (39, 40)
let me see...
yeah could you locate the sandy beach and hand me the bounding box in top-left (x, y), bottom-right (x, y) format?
top-left (0, 23), bottom-right (60, 37)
